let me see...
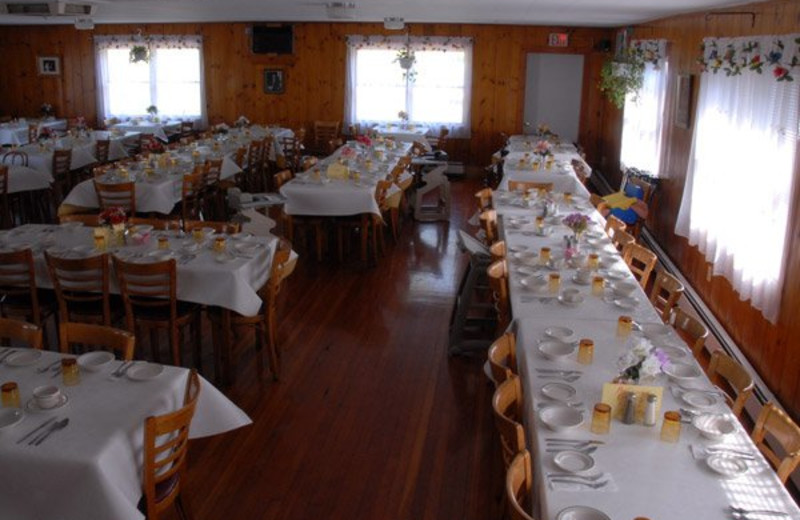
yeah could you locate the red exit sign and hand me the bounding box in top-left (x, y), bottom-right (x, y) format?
top-left (548, 33), bottom-right (569, 47)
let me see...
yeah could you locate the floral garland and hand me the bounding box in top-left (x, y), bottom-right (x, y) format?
top-left (346, 35), bottom-right (472, 53)
top-left (629, 39), bottom-right (667, 69)
top-left (697, 34), bottom-right (800, 82)
top-left (94, 34), bottom-right (203, 52)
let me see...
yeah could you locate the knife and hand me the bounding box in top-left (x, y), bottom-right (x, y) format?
top-left (16, 417), bottom-right (57, 444)
top-left (33, 418), bottom-right (69, 446)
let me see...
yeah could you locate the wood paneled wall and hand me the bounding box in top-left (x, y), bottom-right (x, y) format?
top-left (598, 0), bottom-right (800, 416)
top-left (0, 22), bottom-right (612, 166)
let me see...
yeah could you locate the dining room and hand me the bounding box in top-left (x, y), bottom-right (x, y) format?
top-left (0, 0), bottom-right (799, 519)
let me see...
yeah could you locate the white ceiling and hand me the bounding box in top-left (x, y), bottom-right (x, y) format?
top-left (0, 0), bottom-right (757, 27)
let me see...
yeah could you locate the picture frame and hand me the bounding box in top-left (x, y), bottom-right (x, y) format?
top-left (263, 69), bottom-right (285, 94)
top-left (37, 56), bottom-right (61, 76)
top-left (675, 73), bottom-right (693, 129)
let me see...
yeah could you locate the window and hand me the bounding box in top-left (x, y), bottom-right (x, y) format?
top-left (675, 34), bottom-right (800, 322)
top-left (95, 35), bottom-right (206, 123)
top-left (620, 40), bottom-right (668, 177)
top-left (345, 36), bottom-right (473, 137)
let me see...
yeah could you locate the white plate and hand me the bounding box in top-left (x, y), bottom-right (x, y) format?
top-left (538, 340), bottom-right (576, 361)
top-left (682, 390), bottom-right (723, 410)
top-left (556, 506), bottom-right (611, 520)
top-left (539, 405), bottom-right (584, 432)
top-left (558, 294), bottom-right (584, 307)
top-left (541, 382), bottom-right (577, 402)
top-left (664, 362), bottom-right (702, 383)
top-left (516, 265), bottom-right (540, 277)
top-left (147, 250), bottom-right (175, 261)
top-left (25, 394), bottom-right (69, 412)
top-left (129, 224), bottom-right (154, 234)
top-left (0, 408), bottom-right (24, 430)
top-left (656, 345), bottom-right (689, 361)
top-left (513, 252), bottom-right (539, 264)
top-left (693, 414), bottom-right (737, 440)
top-left (544, 326), bottom-right (574, 341)
top-left (641, 323), bottom-right (672, 338)
top-left (77, 351), bottom-right (115, 372)
top-left (613, 297), bottom-right (639, 310)
top-left (127, 363), bottom-right (164, 381)
top-left (519, 275), bottom-right (547, 290)
top-left (706, 453), bottom-right (748, 478)
top-left (5, 350), bottom-right (43, 367)
top-left (553, 450), bottom-right (595, 474)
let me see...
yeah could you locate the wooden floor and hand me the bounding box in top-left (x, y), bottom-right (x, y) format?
top-left (181, 175), bottom-right (504, 520)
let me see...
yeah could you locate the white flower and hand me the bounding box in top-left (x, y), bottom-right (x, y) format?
top-left (639, 355), bottom-right (662, 379)
top-left (631, 338), bottom-right (652, 358)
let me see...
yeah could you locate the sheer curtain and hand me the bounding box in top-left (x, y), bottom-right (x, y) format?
top-left (620, 39), bottom-right (668, 177)
top-left (675, 34), bottom-right (800, 322)
top-left (94, 35), bottom-right (207, 126)
top-left (344, 35), bottom-right (473, 138)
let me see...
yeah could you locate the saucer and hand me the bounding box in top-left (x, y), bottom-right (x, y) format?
top-left (5, 350), bottom-right (43, 367)
top-left (706, 453), bottom-right (748, 479)
top-left (571, 275), bottom-right (592, 286)
top-left (558, 294), bottom-right (584, 307)
top-left (613, 297), bottom-right (639, 310)
top-left (25, 394), bottom-right (69, 412)
top-left (541, 382), bottom-right (577, 402)
top-left (553, 450), bottom-right (595, 474)
top-left (556, 506), bottom-right (611, 520)
top-left (544, 326), bottom-right (574, 341)
top-left (0, 408), bottom-right (24, 430)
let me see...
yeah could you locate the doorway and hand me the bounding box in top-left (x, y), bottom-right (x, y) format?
top-left (523, 53), bottom-right (584, 143)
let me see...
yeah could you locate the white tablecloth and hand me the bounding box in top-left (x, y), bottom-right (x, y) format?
top-left (0, 119), bottom-right (67, 146)
top-left (2, 142), bottom-right (96, 177)
top-left (1, 223), bottom-right (277, 317)
top-left (497, 196), bottom-right (800, 520)
top-left (0, 351), bottom-right (250, 520)
top-left (374, 124), bottom-right (430, 150)
top-left (110, 120), bottom-right (182, 142)
top-left (6, 166), bottom-right (52, 194)
top-left (280, 143), bottom-right (410, 217)
top-left (499, 148), bottom-right (591, 197)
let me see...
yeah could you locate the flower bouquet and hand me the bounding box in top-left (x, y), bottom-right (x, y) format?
top-left (614, 338), bottom-right (670, 384)
top-left (537, 123), bottom-right (554, 137)
top-left (534, 139), bottom-right (552, 158)
top-left (40, 103), bottom-right (54, 119)
top-left (398, 110), bottom-right (409, 123)
top-left (234, 115), bottom-right (250, 128)
top-left (562, 213), bottom-right (590, 237)
top-left (356, 134), bottom-right (372, 148)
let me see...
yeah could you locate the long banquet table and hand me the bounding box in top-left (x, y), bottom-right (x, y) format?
top-left (497, 138), bottom-right (591, 196)
top-left (109, 120), bottom-right (183, 142)
top-left (374, 123), bottom-right (431, 150)
top-left (0, 350), bottom-right (250, 520)
top-left (0, 118), bottom-right (67, 146)
top-left (495, 190), bottom-right (800, 519)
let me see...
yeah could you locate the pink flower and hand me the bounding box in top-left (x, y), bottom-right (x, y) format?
top-left (773, 66), bottom-right (789, 80)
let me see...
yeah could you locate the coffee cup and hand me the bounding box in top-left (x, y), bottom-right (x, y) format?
top-left (575, 268), bottom-right (592, 283)
top-left (562, 288), bottom-right (581, 303)
top-left (33, 385), bottom-right (62, 409)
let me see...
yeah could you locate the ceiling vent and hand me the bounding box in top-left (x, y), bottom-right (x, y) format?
top-left (383, 17), bottom-right (404, 30)
top-left (325, 2), bottom-right (355, 20)
top-left (0, 2), bottom-right (97, 16)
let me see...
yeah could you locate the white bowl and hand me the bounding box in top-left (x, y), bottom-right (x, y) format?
top-left (539, 405), bottom-right (584, 432)
top-left (77, 351), bottom-right (115, 372)
top-left (663, 362), bottom-right (702, 383)
top-left (538, 340), bottom-right (576, 361)
top-left (544, 326), bottom-right (574, 342)
top-left (519, 274), bottom-right (547, 290)
top-left (693, 414), bottom-right (737, 440)
top-left (612, 281), bottom-right (638, 297)
top-left (560, 288), bottom-right (582, 303)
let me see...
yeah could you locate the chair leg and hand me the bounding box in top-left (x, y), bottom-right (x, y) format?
top-left (150, 328), bottom-right (161, 363)
top-left (171, 326), bottom-right (181, 367)
top-left (192, 314), bottom-right (202, 372)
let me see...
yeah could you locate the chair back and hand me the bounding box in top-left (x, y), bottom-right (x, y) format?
top-left (649, 270), bottom-right (684, 322)
top-left (610, 227), bottom-right (635, 253)
top-left (0, 248), bottom-right (44, 325)
top-left (751, 403), bottom-right (800, 484)
top-left (313, 120), bottom-right (340, 153)
top-left (479, 209), bottom-right (498, 245)
top-left (143, 369), bottom-right (201, 520)
top-left (274, 169), bottom-right (293, 189)
top-left (246, 139), bottom-right (265, 175)
top-left (203, 158), bottom-right (223, 188)
top-left (622, 243), bottom-right (657, 288)
top-left (506, 450), bottom-right (534, 520)
top-left (707, 351), bottom-right (754, 417)
top-left (112, 257), bottom-right (179, 333)
top-left (488, 331), bottom-right (517, 387)
top-left (670, 307), bottom-right (708, 358)
top-left (493, 375), bottom-right (526, 468)
top-left (129, 217), bottom-right (179, 231)
top-left (28, 124), bottom-right (38, 143)
top-left (604, 214), bottom-right (627, 236)
top-left (475, 188), bottom-right (493, 213)
top-left (183, 219), bottom-right (241, 234)
top-left (95, 139), bottom-right (111, 163)
top-left (45, 251), bottom-right (112, 326)
top-left (0, 317), bottom-right (42, 349)
top-left (58, 322), bottom-right (135, 360)
top-left (279, 137), bottom-right (301, 172)
top-left (52, 149), bottom-right (72, 178)
top-left (181, 172), bottom-right (205, 222)
top-left (3, 151), bottom-right (28, 166)
top-left (487, 259), bottom-right (510, 333)
top-left (94, 179), bottom-right (136, 214)
top-left (489, 240), bottom-right (506, 263)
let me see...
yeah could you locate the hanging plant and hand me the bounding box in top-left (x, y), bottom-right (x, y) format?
top-left (129, 45), bottom-right (150, 64)
top-left (599, 48), bottom-right (645, 109)
top-left (395, 48), bottom-right (416, 70)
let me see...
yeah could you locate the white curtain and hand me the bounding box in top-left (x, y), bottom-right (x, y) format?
top-left (675, 34), bottom-right (800, 323)
top-left (620, 39), bottom-right (668, 177)
top-left (344, 35), bottom-right (473, 138)
top-left (94, 35), bottom-right (207, 127)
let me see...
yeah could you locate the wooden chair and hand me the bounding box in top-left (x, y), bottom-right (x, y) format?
top-left (622, 243), bottom-right (657, 289)
top-left (142, 369), bottom-right (200, 520)
top-left (313, 120), bottom-right (340, 155)
top-left (487, 331), bottom-right (517, 387)
top-left (94, 179), bottom-right (136, 214)
top-left (0, 248), bottom-right (55, 331)
top-left (0, 317), bottom-right (42, 349)
top-left (129, 217), bottom-right (179, 231)
top-left (3, 150), bottom-right (28, 166)
top-left (112, 257), bottom-right (202, 369)
top-left (479, 209), bottom-right (498, 245)
top-left (707, 351), bottom-right (754, 418)
top-left (95, 139), bottom-right (111, 164)
top-left (202, 158), bottom-right (225, 220)
top-left (649, 270), bottom-right (684, 323)
top-left (51, 148), bottom-right (73, 206)
top-left (487, 259), bottom-right (510, 334)
top-left (243, 139), bottom-right (265, 192)
top-left (506, 450), bottom-right (535, 520)
top-left (278, 136), bottom-right (301, 172)
top-left (181, 171), bottom-right (206, 223)
top-left (489, 240), bottom-right (507, 263)
top-left (182, 219), bottom-right (241, 235)
top-left (273, 169), bottom-right (293, 189)
top-left (0, 165), bottom-right (11, 229)
top-left (671, 307), bottom-right (709, 359)
top-left (336, 182), bottom-right (390, 264)
top-left (58, 321), bottom-right (135, 361)
top-left (475, 187), bottom-right (493, 213)
top-left (610, 227), bottom-right (635, 253)
top-left (493, 375), bottom-right (527, 468)
top-left (233, 147), bottom-right (247, 169)
top-left (623, 174), bottom-right (655, 238)
top-left (180, 121), bottom-right (195, 139)
top-left (751, 403), bottom-right (800, 484)
top-left (58, 213), bottom-right (102, 226)
top-left (27, 123), bottom-right (38, 143)
top-left (45, 251), bottom-right (116, 327)
top-left (507, 181), bottom-right (553, 194)
top-left (208, 239), bottom-right (293, 383)
top-left (604, 214), bottom-right (627, 237)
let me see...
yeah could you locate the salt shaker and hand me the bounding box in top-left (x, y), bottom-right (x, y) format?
top-left (623, 392), bottom-right (638, 424)
top-left (643, 394), bottom-right (658, 427)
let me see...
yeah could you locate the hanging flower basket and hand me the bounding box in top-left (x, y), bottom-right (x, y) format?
top-left (599, 49), bottom-right (645, 109)
top-left (130, 45), bottom-right (150, 64)
top-left (395, 48), bottom-right (416, 70)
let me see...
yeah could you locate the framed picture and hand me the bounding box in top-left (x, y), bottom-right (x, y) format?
top-left (264, 69), bottom-right (285, 94)
top-left (675, 74), bottom-right (693, 129)
top-left (37, 56), bottom-right (61, 76)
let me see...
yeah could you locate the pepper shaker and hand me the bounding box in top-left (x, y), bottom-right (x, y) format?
top-left (643, 394), bottom-right (658, 427)
top-left (623, 392), bottom-right (638, 424)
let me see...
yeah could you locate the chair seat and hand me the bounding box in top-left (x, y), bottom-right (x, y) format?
top-left (154, 472), bottom-right (180, 503)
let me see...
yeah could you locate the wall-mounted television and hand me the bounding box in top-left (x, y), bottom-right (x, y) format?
top-left (252, 25), bottom-right (293, 55)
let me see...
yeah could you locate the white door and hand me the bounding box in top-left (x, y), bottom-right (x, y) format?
top-left (523, 53), bottom-right (584, 143)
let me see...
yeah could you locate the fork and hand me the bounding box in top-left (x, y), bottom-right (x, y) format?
top-left (538, 374), bottom-right (581, 383)
top-left (730, 506), bottom-right (789, 518)
top-left (37, 359), bottom-right (62, 373)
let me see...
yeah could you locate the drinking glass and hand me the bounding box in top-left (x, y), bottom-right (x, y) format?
top-left (548, 273), bottom-right (561, 294)
top-left (587, 253), bottom-right (600, 270)
top-left (592, 276), bottom-right (605, 296)
top-left (660, 411), bottom-right (682, 443)
top-left (540, 247), bottom-right (551, 264)
top-left (93, 228), bottom-right (107, 252)
top-left (1, 382), bottom-right (20, 408)
top-left (61, 358), bottom-right (80, 386)
top-left (158, 236), bottom-right (169, 250)
top-left (617, 315), bottom-right (633, 338)
top-left (577, 339), bottom-right (594, 365)
top-left (591, 403), bottom-right (611, 434)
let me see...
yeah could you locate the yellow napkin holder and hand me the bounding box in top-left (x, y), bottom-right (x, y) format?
top-left (601, 383), bottom-right (663, 424)
top-left (326, 163), bottom-right (349, 180)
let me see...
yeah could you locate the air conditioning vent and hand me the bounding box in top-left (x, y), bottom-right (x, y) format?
top-left (0, 2), bottom-right (97, 16)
